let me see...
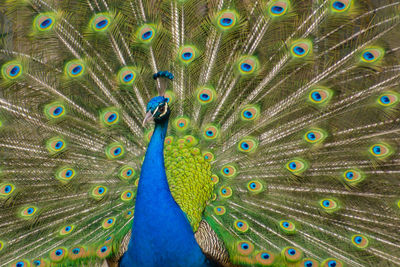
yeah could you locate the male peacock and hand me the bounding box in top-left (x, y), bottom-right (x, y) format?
top-left (0, 0), bottom-right (400, 266)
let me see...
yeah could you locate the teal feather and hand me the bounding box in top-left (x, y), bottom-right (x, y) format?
top-left (0, 0), bottom-right (400, 266)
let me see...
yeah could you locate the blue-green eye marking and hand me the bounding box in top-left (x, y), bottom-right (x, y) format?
top-left (307, 133), bottom-right (316, 141)
top-left (73, 248), bottom-right (80, 254)
top-left (271, 6), bottom-right (284, 14)
top-left (333, 1), bottom-right (345, 10)
top-left (220, 18), bottom-right (233, 26)
top-left (288, 248), bottom-right (296, 255)
top-left (142, 31), bottom-right (153, 40)
top-left (55, 249), bottom-right (63, 256)
top-left (372, 145), bottom-right (381, 154)
top-left (261, 252), bottom-right (270, 259)
top-left (311, 92), bottom-right (321, 101)
top-left (363, 52), bottom-right (374, 61)
top-left (9, 66), bottom-right (20, 77)
top-left (96, 19), bottom-right (108, 29)
top-left (182, 52), bottom-right (193, 60)
top-left (380, 96), bottom-right (390, 104)
top-left (294, 46), bottom-right (305, 55)
top-left (241, 63), bottom-right (252, 72)
top-left (40, 18), bottom-right (52, 29)
top-left (289, 162), bottom-right (297, 170)
top-left (323, 200), bottom-right (330, 207)
top-left (328, 260), bottom-right (337, 267)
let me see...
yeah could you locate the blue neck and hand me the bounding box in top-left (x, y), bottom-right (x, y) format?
top-left (120, 118), bottom-right (208, 267)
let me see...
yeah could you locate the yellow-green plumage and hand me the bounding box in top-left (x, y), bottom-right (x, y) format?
top-left (0, 0), bottom-right (400, 266)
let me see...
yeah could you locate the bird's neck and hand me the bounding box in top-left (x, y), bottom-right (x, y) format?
top-left (122, 118), bottom-right (207, 266)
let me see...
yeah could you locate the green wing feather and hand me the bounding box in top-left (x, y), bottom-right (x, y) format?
top-left (0, 0), bottom-right (400, 266)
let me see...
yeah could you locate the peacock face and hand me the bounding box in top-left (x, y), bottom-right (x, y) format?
top-left (144, 96), bottom-right (170, 124)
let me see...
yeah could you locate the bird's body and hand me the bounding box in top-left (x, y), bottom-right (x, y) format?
top-left (1, 0), bottom-right (400, 267)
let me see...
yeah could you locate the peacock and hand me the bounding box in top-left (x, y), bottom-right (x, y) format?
top-left (0, 0), bottom-right (400, 266)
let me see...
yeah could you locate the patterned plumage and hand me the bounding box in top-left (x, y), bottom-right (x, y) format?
top-left (0, 0), bottom-right (400, 266)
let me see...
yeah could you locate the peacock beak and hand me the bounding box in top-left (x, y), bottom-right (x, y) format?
top-left (142, 111), bottom-right (154, 126)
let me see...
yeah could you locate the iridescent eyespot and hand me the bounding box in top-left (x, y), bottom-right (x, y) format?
top-left (46, 137), bottom-right (66, 154)
top-left (361, 47), bottom-right (384, 63)
top-left (291, 40), bottom-right (312, 58)
top-left (343, 169), bottom-right (364, 185)
top-left (214, 206), bottom-right (226, 215)
top-left (101, 109), bottom-right (119, 126)
top-left (234, 220), bottom-right (249, 232)
top-left (106, 143), bottom-right (124, 159)
top-left (300, 258), bottom-right (319, 267)
top-left (90, 185), bottom-right (108, 200)
top-left (90, 13), bottom-right (112, 32)
top-left (320, 198), bottom-right (339, 212)
top-left (2, 61), bottom-right (23, 80)
top-left (196, 87), bottom-right (216, 104)
top-left (351, 234), bottom-right (369, 248)
top-left (179, 46), bottom-right (197, 64)
top-left (240, 105), bottom-right (260, 121)
top-left (102, 217), bottom-right (116, 229)
top-left (121, 190), bottom-right (134, 201)
top-left (96, 244), bottom-right (112, 259)
top-left (210, 174), bottom-right (219, 184)
top-left (34, 13), bottom-right (56, 31)
top-left (304, 128), bottom-right (327, 144)
top-left (219, 186), bottom-right (232, 198)
top-left (0, 183), bottom-right (15, 197)
top-left (124, 209), bottom-right (134, 219)
top-left (256, 251), bottom-right (275, 265)
top-left (268, 1), bottom-right (290, 17)
top-left (309, 87), bottom-right (333, 105)
top-left (237, 56), bottom-right (259, 75)
top-left (59, 225), bottom-right (74, 236)
top-left (330, 0), bottom-right (352, 12)
top-left (118, 67), bottom-right (137, 85)
top-left (174, 117), bottom-right (190, 131)
top-left (247, 180), bottom-right (263, 193)
top-left (49, 247), bottom-right (67, 262)
top-left (32, 259), bottom-right (48, 267)
top-left (203, 151), bottom-right (214, 162)
top-left (279, 220), bottom-right (296, 234)
top-left (11, 260), bottom-right (30, 267)
top-left (282, 247), bottom-right (303, 262)
top-left (221, 165), bottom-right (237, 178)
top-left (45, 102), bottom-right (66, 119)
top-left (20, 206), bottom-right (38, 219)
top-left (237, 241), bottom-right (254, 255)
top-left (119, 166), bottom-right (135, 180)
top-left (56, 167), bottom-right (76, 183)
top-left (238, 137), bottom-right (258, 153)
top-left (203, 125), bottom-right (219, 140)
top-left (69, 246), bottom-right (86, 260)
top-left (216, 10), bottom-right (238, 30)
top-left (164, 91), bottom-right (176, 104)
top-left (378, 92), bottom-right (399, 107)
top-left (137, 24), bottom-right (156, 43)
top-left (369, 143), bottom-right (393, 160)
top-left (321, 258), bottom-right (343, 267)
top-left (65, 60), bottom-right (85, 78)
top-left (286, 158), bottom-right (308, 174)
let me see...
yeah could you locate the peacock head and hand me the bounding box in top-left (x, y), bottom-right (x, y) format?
top-left (143, 96), bottom-right (170, 125)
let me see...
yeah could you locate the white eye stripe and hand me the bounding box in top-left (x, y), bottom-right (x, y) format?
top-left (160, 102), bottom-right (168, 116)
top-left (152, 106), bottom-right (159, 116)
